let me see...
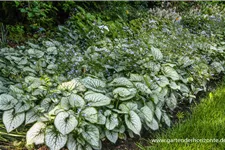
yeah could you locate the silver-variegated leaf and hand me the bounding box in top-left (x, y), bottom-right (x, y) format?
top-left (146, 118), bottom-right (159, 130)
top-left (0, 94), bottom-right (18, 110)
top-left (84, 93), bottom-right (111, 107)
top-left (54, 111), bottom-right (78, 135)
top-left (67, 134), bottom-right (77, 150)
top-left (179, 83), bottom-right (190, 93)
top-left (58, 78), bottom-right (86, 92)
top-left (119, 102), bottom-right (138, 113)
top-left (134, 82), bottom-right (152, 94)
top-left (81, 77), bottom-right (106, 93)
top-left (106, 113), bottom-right (119, 130)
top-left (81, 107), bottom-right (98, 123)
top-left (162, 66), bottom-right (179, 81)
top-left (170, 81), bottom-right (180, 90)
top-left (155, 107), bottom-right (162, 121)
top-left (162, 113), bottom-right (171, 127)
top-left (113, 87), bottom-right (137, 101)
top-left (69, 94), bottom-right (85, 108)
top-left (151, 47), bottom-right (163, 60)
top-left (109, 77), bottom-right (133, 88)
top-left (45, 127), bottom-right (67, 150)
top-left (125, 111), bottom-right (142, 135)
top-left (166, 93), bottom-right (177, 110)
top-left (3, 109), bottom-right (25, 132)
top-left (129, 74), bottom-right (143, 82)
top-left (25, 107), bottom-right (39, 124)
top-left (105, 130), bottom-right (118, 143)
top-left (97, 112), bottom-right (106, 125)
top-left (157, 75), bottom-right (169, 87)
top-left (82, 125), bottom-right (100, 147)
top-left (211, 62), bottom-right (224, 73)
top-left (140, 106), bottom-right (153, 123)
top-left (26, 122), bottom-right (46, 145)
top-left (15, 102), bottom-right (30, 113)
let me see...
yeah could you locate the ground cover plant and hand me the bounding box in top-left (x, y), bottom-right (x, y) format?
top-left (139, 81), bottom-right (225, 150)
top-left (0, 2), bottom-right (225, 150)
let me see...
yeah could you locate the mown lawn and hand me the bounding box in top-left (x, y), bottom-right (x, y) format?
top-left (140, 82), bottom-right (225, 150)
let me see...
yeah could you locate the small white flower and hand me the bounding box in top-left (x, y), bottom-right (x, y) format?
top-left (98, 25), bottom-right (109, 33)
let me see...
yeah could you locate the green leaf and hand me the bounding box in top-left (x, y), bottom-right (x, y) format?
top-left (179, 83), bottom-right (190, 93)
top-left (113, 87), bottom-right (137, 101)
top-left (47, 47), bottom-right (57, 55)
top-left (69, 94), bottom-right (85, 108)
top-left (15, 102), bottom-right (30, 113)
top-left (109, 77), bottom-right (133, 88)
top-left (129, 74), bottom-right (143, 82)
top-left (146, 101), bottom-right (155, 111)
top-left (170, 81), bottom-right (180, 90)
top-left (157, 75), bottom-right (169, 87)
top-left (125, 111), bottom-right (142, 135)
top-left (143, 62), bottom-right (160, 73)
top-left (134, 82), bottom-right (152, 94)
top-left (58, 79), bottom-right (86, 92)
top-left (151, 47), bottom-right (163, 60)
top-left (105, 130), bottom-right (118, 143)
top-left (166, 93), bottom-right (177, 110)
top-left (28, 49), bottom-right (44, 58)
top-left (25, 108), bottom-right (39, 125)
top-left (140, 106), bottom-right (153, 123)
top-left (67, 134), bottom-right (77, 150)
top-left (81, 77), bottom-right (106, 93)
top-left (45, 127), bottom-right (67, 150)
top-left (3, 109), bottom-right (25, 132)
top-left (41, 98), bottom-right (52, 112)
top-left (155, 107), bottom-right (162, 121)
top-left (119, 102), bottom-right (138, 113)
top-left (160, 87), bottom-right (168, 97)
top-left (162, 113), bottom-right (171, 127)
top-left (82, 125), bottom-right (100, 147)
top-left (178, 56), bottom-right (194, 67)
top-left (84, 93), bottom-right (111, 107)
top-left (106, 113), bottom-right (119, 130)
top-left (211, 62), bottom-right (224, 73)
top-left (0, 94), bottom-right (18, 110)
top-left (81, 107), bottom-right (98, 123)
top-left (151, 94), bottom-right (159, 104)
top-left (60, 97), bottom-right (70, 110)
top-left (26, 77), bottom-right (42, 90)
top-left (97, 112), bottom-right (106, 125)
top-left (146, 118), bottom-right (159, 130)
top-left (26, 122), bottom-right (46, 145)
top-left (54, 111), bottom-right (78, 135)
top-left (9, 85), bottom-right (24, 94)
top-left (162, 66), bottom-right (179, 81)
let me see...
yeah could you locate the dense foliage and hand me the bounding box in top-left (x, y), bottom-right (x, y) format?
top-left (0, 1), bottom-right (148, 46)
top-left (0, 2), bottom-right (225, 150)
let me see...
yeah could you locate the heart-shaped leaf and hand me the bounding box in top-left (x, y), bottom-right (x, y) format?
top-left (45, 127), bottom-right (67, 150)
top-left (125, 111), bottom-right (142, 135)
top-left (54, 111), bottom-right (78, 135)
top-left (26, 122), bottom-right (46, 145)
top-left (3, 109), bottom-right (25, 132)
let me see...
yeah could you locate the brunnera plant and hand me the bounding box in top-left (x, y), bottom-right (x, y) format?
top-left (0, 5), bottom-right (225, 150)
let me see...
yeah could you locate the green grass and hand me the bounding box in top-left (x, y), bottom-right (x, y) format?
top-left (139, 83), bottom-right (225, 150)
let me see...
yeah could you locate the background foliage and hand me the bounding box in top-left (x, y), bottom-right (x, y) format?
top-left (0, 0), bottom-right (196, 46)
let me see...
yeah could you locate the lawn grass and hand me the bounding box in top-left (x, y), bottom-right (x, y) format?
top-left (139, 82), bottom-right (225, 150)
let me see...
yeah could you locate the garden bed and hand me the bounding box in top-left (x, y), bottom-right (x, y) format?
top-left (0, 2), bottom-right (225, 150)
